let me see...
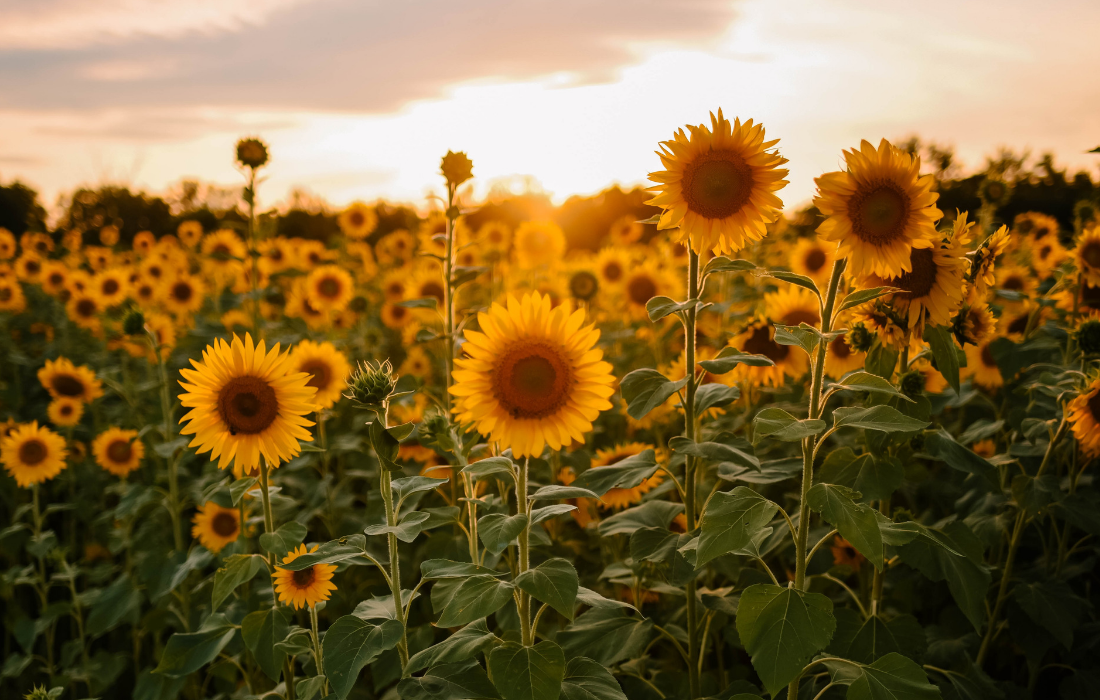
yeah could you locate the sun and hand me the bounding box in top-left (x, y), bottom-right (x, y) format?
top-left (272, 544), bottom-right (338, 609)
top-left (450, 292), bottom-right (616, 458)
top-left (177, 333), bottom-right (318, 476)
top-left (647, 109), bottom-right (789, 256)
top-left (1, 421), bottom-right (68, 487)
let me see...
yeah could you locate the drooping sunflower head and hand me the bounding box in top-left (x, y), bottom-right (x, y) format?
top-left (1, 421), bottom-right (68, 488)
top-left (513, 221), bottom-right (566, 270)
top-left (305, 265), bottom-right (354, 313)
top-left (339, 202), bottom-right (378, 240)
top-left (450, 292), bottom-right (616, 458)
top-left (38, 357), bottom-right (103, 404)
top-left (191, 501), bottom-right (242, 553)
top-left (648, 110), bottom-right (789, 256)
top-left (47, 397), bottom-right (84, 427)
top-left (956, 304), bottom-right (997, 346)
top-left (290, 340), bottom-right (351, 411)
top-left (814, 138), bottom-right (942, 278)
top-left (1068, 377), bottom-right (1100, 457)
top-left (177, 334), bottom-right (317, 476)
top-left (272, 544), bottom-right (338, 609)
top-left (92, 427), bottom-right (144, 477)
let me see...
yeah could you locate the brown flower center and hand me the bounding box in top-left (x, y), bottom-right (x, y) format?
top-left (570, 271), bottom-right (598, 300)
top-left (830, 335), bottom-right (851, 359)
top-left (25, 259), bottom-right (41, 275)
top-left (493, 342), bottom-right (573, 419)
top-left (627, 275), bottom-right (658, 306)
top-left (349, 211), bottom-right (365, 227)
top-left (218, 376), bottom-right (279, 435)
top-left (1006, 312), bottom-right (1028, 335)
top-left (292, 566), bottom-right (316, 587)
top-left (106, 439), bottom-right (132, 463)
top-left (300, 360), bottom-right (331, 391)
top-left (1080, 241), bottom-right (1100, 269)
top-left (892, 247), bottom-right (937, 298)
top-left (52, 374), bottom-right (86, 397)
top-left (76, 299), bottom-right (96, 317)
top-left (318, 276), bottom-right (342, 299)
top-left (213, 244), bottom-right (231, 256)
top-left (48, 272), bottom-right (65, 286)
top-left (980, 343), bottom-right (996, 368)
top-left (742, 325), bottom-right (789, 362)
top-left (682, 149), bottom-right (755, 219)
top-left (602, 261), bottom-right (623, 282)
top-left (1082, 283), bottom-right (1100, 311)
top-left (781, 309), bottom-right (821, 327)
top-left (1088, 390), bottom-right (1100, 423)
top-left (419, 282), bottom-right (445, 304)
top-left (212, 511), bottom-right (238, 537)
top-left (849, 184), bottom-right (910, 246)
top-left (172, 282), bottom-right (193, 302)
top-left (102, 279), bottom-right (120, 296)
top-left (0, 288), bottom-right (10, 302)
top-left (804, 248), bottom-right (827, 273)
top-left (19, 439), bottom-right (48, 466)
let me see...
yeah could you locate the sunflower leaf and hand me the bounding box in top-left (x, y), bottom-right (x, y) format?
top-left (752, 408), bottom-right (826, 444)
top-left (837, 286), bottom-right (903, 313)
top-left (567, 449), bottom-right (659, 498)
top-left (758, 269), bottom-right (821, 298)
top-left (828, 371), bottom-right (913, 402)
top-left (698, 346), bottom-right (775, 374)
top-left (620, 368), bottom-right (688, 420)
top-left (646, 296), bottom-right (705, 322)
top-left (702, 256), bottom-right (757, 279)
top-left (277, 534), bottom-right (366, 571)
top-left (923, 324), bottom-right (961, 394)
top-left (211, 554), bottom-right (266, 611)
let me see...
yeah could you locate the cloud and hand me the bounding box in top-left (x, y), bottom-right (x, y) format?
top-left (0, 0), bottom-right (739, 115)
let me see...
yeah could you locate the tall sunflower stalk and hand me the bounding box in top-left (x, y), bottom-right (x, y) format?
top-left (236, 137), bottom-right (270, 337)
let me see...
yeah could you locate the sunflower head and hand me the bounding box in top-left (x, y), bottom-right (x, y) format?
top-left (92, 427), bottom-right (144, 477)
top-left (1076, 320), bottom-right (1100, 355)
top-left (339, 202), bottom-right (378, 240)
top-left (441, 150), bottom-right (474, 188)
top-left (291, 340), bottom-right (351, 411)
top-left (1068, 378), bottom-right (1100, 456)
top-left (305, 265), bottom-right (354, 312)
top-left (272, 544), bottom-right (338, 610)
top-left (236, 137), bottom-right (269, 169)
top-left (345, 360), bottom-right (399, 415)
top-left (648, 110), bottom-right (788, 256)
top-left (513, 221), bottom-right (566, 270)
top-left (38, 357), bottom-right (103, 404)
top-left (191, 501), bottom-right (241, 553)
top-left (47, 397), bottom-right (84, 427)
top-left (1, 421), bottom-right (68, 487)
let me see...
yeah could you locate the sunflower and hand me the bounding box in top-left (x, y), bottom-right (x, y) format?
top-left (1000, 301), bottom-right (1048, 340)
top-left (23, 232), bottom-right (54, 255)
top-left (0, 228), bottom-right (15, 259)
top-left (67, 291), bottom-right (104, 332)
top-left (1068, 378), bottom-right (1100, 456)
top-left (290, 340), bottom-right (351, 410)
top-left (764, 286), bottom-right (821, 328)
top-left (272, 544), bottom-right (338, 609)
top-left (450, 292), bottom-right (615, 458)
top-left (38, 357), bottom-right (103, 403)
top-left (132, 277), bottom-right (158, 308)
top-left (221, 309), bottom-right (253, 332)
top-left (381, 301), bottom-right (414, 330)
top-left (285, 284), bottom-right (331, 330)
top-left (814, 138), bottom-right (942, 278)
top-left (40, 262), bottom-right (69, 296)
top-left (825, 331), bottom-right (865, 378)
top-left (647, 110), bottom-right (788, 256)
top-left (339, 202), bottom-right (378, 240)
top-left (729, 319), bottom-right (808, 387)
top-left (92, 427), bottom-right (144, 477)
top-left (513, 221), bottom-right (566, 270)
top-left (132, 231), bottom-right (155, 256)
top-left (375, 230), bottom-right (416, 267)
top-left (477, 221), bottom-right (512, 255)
top-left (1030, 235), bottom-right (1068, 277)
top-left (593, 247), bottom-right (631, 290)
top-left (159, 273), bottom-right (205, 317)
top-left (191, 501), bottom-right (241, 553)
top-left (962, 338), bottom-right (1003, 390)
top-left (399, 346), bottom-right (433, 380)
top-left (957, 304), bottom-right (997, 345)
top-left (831, 536), bottom-right (865, 569)
top-left (47, 398), bottom-right (84, 427)
top-left (912, 357), bottom-right (947, 394)
top-left (92, 268), bottom-right (130, 307)
top-left (1013, 212), bottom-right (1059, 242)
top-left (303, 265), bottom-right (353, 313)
top-left (1075, 223), bottom-right (1100, 286)
top-left (201, 229), bottom-right (247, 262)
top-left (566, 265), bottom-right (600, 303)
top-left (588, 443), bottom-right (664, 510)
top-left (408, 268), bottom-right (447, 309)
top-left (971, 439), bottom-right (996, 458)
top-left (0, 277), bottom-right (26, 313)
top-left (177, 334), bottom-right (317, 475)
top-left (995, 264), bottom-right (1037, 298)
top-left (622, 262), bottom-right (680, 320)
top-left (968, 224), bottom-right (1011, 303)
top-left (15, 254), bottom-right (44, 284)
top-left (417, 212), bottom-right (452, 258)
top-left (177, 221), bottom-right (204, 248)
top-left (789, 236), bottom-right (836, 286)
top-left (608, 214), bottom-right (645, 245)
top-left (99, 225), bottom-right (120, 246)
top-left (380, 270), bottom-right (410, 301)
top-left (258, 237), bottom-right (296, 275)
top-left (1, 422), bottom-right (68, 487)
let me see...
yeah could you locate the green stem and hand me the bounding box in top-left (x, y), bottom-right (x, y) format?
top-left (309, 605), bottom-right (327, 693)
top-left (259, 460), bottom-right (277, 570)
top-left (379, 402), bottom-right (410, 666)
top-left (443, 183), bottom-right (457, 414)
top-left (31, 484), bottom-right (56, 675)
top-left (247, 168), bottom-right (262, 337)
top-left (517, 457), bottom-right (533, 646)
top-left (683, 250), bottom-right (701, 699)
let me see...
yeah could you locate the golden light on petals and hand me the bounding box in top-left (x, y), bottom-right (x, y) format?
top-left (305, 265), bottom-right (354, 312)
top-left (1068, 378), bottom-right (1100, 457)
top-left (272, 544), bottom-right (338, 609)
top-left (290, 340), bottom-right (351, 410)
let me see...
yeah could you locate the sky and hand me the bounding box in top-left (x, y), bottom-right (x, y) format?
top-left (1, 0), bottom-right (1098, 215)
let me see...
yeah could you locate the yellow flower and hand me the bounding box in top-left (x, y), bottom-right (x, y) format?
top-left (764, 286), bottom-right (821, 328)
top-left (375, 230), bottom-right (416, 267)
top-left (201, 229), bottom-right (247, 262)
top-left (92, 427), bottom-right (144, 477)
top-left (648, 110), bottom-right (788, 256)
top-left (969, 224), bottom-right (1010, 303)
top-left (132, 231), bottom-right (155, 256)
top-left (814, 138), bottom-right (941, 278)
top-left (273, 544), bottom-right (338, 609)
top-left (622, 262), bottom-right (680, 320)
top-left (0, 228), bottom-right (15, 259)
top-left (608, 214), bottom-right (644, 245)
top-left (290, 340), bottom-right (351, 411)
top-left (221, 309), bottom-right (253, 332)
top-left (191, 501), bottom-right (242, 553)
top-left (258, 237), bottom-right (296, 275)
top-left (177, 334), bottom-right (317, 475)
top-left (285, 282), bottom-right (331, 331)
top-left (159, 273), bottom-right (205, 317)
top-left (477, 221), bottom-right (512, 255)
top-left (912, 357), bottom-right (947, 394)
top-left (1075, 223), bottom-right (1100, 286)
top-left (177, 220), bottom-right (204, 248)
top-left (1030, 234), bottom-right (1068, 277)
top-left (995, 264), bottom-right (1036, 298)
top-left (381, 301), bottom-right (414, 330)
top-left (450, 292), bottom-right (615, 458)
top-left (593, 247), bottom-right (631, 291)
top-left (40, 262), bottom-right (69, 296)
top-left (0, 277), bottom-right (26, 313)
top-left (99, 225), bottom-right (120, 246)
top-left (92, 268), bottom-right (130, 307)
top-left (1013, 211), bottom-right (1059, 241)
top-left (789, 237), bottom-right (836, 286)
top-left (15, 253), bottom-right (45, 284)
top-left (304, 265), bottom-right (354, 313)
top-left (399, 346), bottom-right (433, 380)
top-left (47, 398), bottom-right (84, 427)
top-left (1068, 378), bottom-right (1100, 456)
top-left (338, 202), bottom-right (378, 240)
top-left (958, 304), bottom-right (997, 346)
top-left (514, 221), bottom-right (566, 269)
top-left (962, 338), bottom-right (1002, 390)
top-left (1, 422), bottom-right (68, 487)
top-left (38, 357), bottom-right (103, 403)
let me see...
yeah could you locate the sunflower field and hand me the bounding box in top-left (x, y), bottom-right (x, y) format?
top-left (2, 117), bottom-right (1100, 700)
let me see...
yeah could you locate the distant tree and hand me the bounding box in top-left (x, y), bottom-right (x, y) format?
top-left (63, 185), bottom-right (174, 247)
top-left (0, 180), bottom-right (48, 236)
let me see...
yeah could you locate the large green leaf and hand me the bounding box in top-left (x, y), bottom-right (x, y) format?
top-left (818, 448), bottom-right (903, 502)
top-left (753, 408), bottom-right (826, 444)
top-left (557, 608), bottom-right (653, 666)
top-left (896, 521), bottom-right (990, 631)
top-left (598, 501), bottom-right (683, 537)
top-left (392, 475), bottom-right (449, 507)
top-left (629, 527), bottom-right (680, 564)
top-left (832, 406), bottom-right (929, 433)
top-left (921, 430), bottom-right (999, 487)
top-left (405, 619), bottom-right (500, 675)
top-left (670, 435), bottom-right (760, 470)
top-left (620, 369), bottom-right (688, 420)
top-left (434, 575), bottom-right (515, 628)
top-left (258, 521), bottom-right (308, 558)
top-left (85, 573), bottom-right (140, 637)
top-left (463, 457), bottom-right (516, 484)
top-left (242, 606), bottom-right (290, 682)
top-left (488, 641), bottom-right (567, 700)
top-left (1014, 581), bottom-right (1087, 649)
top-left (365, 511), bottom-right (432, 543)
top-left (923, 324), bottom-right (961, 394)
top-left (829, 609), bottom-right (926, 664)
top-left (696, 487), bottom-right (779, 567)
top-left (515, 558), bottom-right (579, 620)
top-left (421, 560), bottom-right (505, 580)
top-left (275, 534), bottom-right (367, 571)
top-left (735, 584), bottom-right (836, 695)
top-left (211, 554), bottom-right (266, 611)
top-left (478, 513), bottom-right (529, 555)
top-left (829, 371), bottom-right (912, 401)
top-left (322, 616), bottom-right (404, 700)
top-left (559, 657), bottom-right (628, 700)
top-left (397, 660), bottom-right (501, 699)
top-left (843, 653), bottom-right (940, 700)
top-left (807, 483), bottom-right (884, 569)
top-left (154, 614), bottom-right (237, 678)
top-left (695, 383), bottom-right (741, 413)
top-left (568, 450), bottom-right (659, 497)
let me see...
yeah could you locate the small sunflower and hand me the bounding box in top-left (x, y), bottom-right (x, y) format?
top-left (764, 286), bottom-right (821, 328)
top-left (1, 422), bottom-right (68, 487)
top-left (177, 334), bottom-right (317, 475)
top-left (258, 237), bottom-right (296, 275)
top-left (47, 398), bottom-right (84, 427)
top-left (408, 268), bottom-right (447, 309)
top-left (202, 229), bottom-right (247, 262)
top-left (381, 301), bottom-right (414, 330)
top-left (1013, 212), bottom-right (1059, 241)
top-left (477, 221), bottom-right (512, 255)
top-left (566, 266), bottom-right (600, 303)
top-left (590, 443), bottom-right (664, 510)
top-left (450, 292), bottom-right (615, 458)
top-left (1075, 223), bottom-right (1100, 286)
top-left (338, 202), bottom-right (378, 240)
top-left (825, 331), bottom-right (865, 378)
top-left (1068, 378), bottom-right (1100, 456)
top-left (623, 262), bottom-right (680, 320)
top-left (40, 262), bottom-right (69, 296)
top-left (132, 231), bottom-right (155, 256)
top-left (789, 236), bottom-right (836, 286)
top-left (608, 214), bottom-right (645, 245)
top-left (962, 337), bottom-right (1003, 390)
top-left (0, 277), bottom-right (26, 313)
top-left (647, 110), bottom-right (788, 256)
top-left (831, 536), bottom-right (865, 569)
top-left (159, 274), bottom-right (205, 317)
top-left (92, 268), bottom-right (130, 307)
top-left (968, 224), bottom-right (1011, 303)
top-left (38, 357), bottom-right (103, 403)
top-left (286, 283), bottom-right (331, 330)
top-left (191, 501), bottom-right (242, 553)
top-left (514, 221), bottom-right (566, 270)
top-left (304, 265), bottom-right (354, 313)
top-left (814, 138), bottom-right (942, 278)
top-left (177, 221), bottom-right (204, 248)
top-left (374, 230), bottom-right (416, 267)
top-left (99, 225), bottom-right (120, 246)
top-left (92, 427), bottom-right (144, 477)
top-left (0, 228), bottom-right (15, 259)
top-left (290, 340), bottom-right (351, 410)
top-left (995, 264), bottom-right (1037, 298)
top-left (399, 346), bottom-right (433, 380)
top-left (593, 247), bottom-right (631, 290)
top-left (730, 319), bottom-right (807, 387)
top-left (957, 304), bottom-right (997, 345)
top-left (15, 254), bottom-right (45, 284)
top-left (272, 544), bottom-right (338, 609)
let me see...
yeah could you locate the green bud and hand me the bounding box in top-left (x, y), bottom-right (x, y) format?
top-left (847, 323), bottom-right (874, 353)
top-left (440, 150), bottom-right (474, 188)
top-left (345, 360), bottom-right (398, 413)
top-left (123, 310), bottom-right (146, 336)
top-left (236, 137), bottom-right (269, 169)
top-left (899, 370), bottom-right (925, 399)
top-left (419, 408), bottom-right (457, 453)
top-left (24, 686), bottom-right (62, 700)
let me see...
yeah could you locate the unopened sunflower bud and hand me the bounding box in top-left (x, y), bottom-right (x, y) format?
top-left (1077, 319), bottom-right (1100, 355)
top-left (236, 137), bottom-right (269, 170)
top-left (440, 150), bottom-right (473, 188)
top-left (345, 360), bottom-right (398, 412)
top-left (24, 685), bottom-right (59, 700)
top-left (123, 310), bottom-right (146, 336)
top-left (419, 408), bottom-right (457, 452)
top-left (846, 323), bottom-right (874, 353)
top-left (899, 370), bottom-right (925, 399)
